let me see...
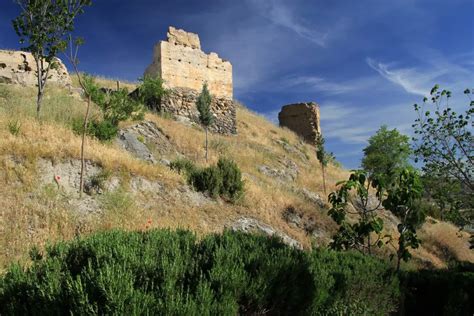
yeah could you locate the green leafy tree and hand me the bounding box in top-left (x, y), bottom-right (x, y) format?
top-left (196, 83), bottom-right (214, 162)
top-left (383, 168), bottom-right (424, 271)
top-left (137, 75), bottom-right (167, 111)
top-left (362, 125), bottom-right (411, 188)
top-left (12, 0), bottom-right (92, 119)
top-left (315, 133), bottom-right (329, 196)
top-left (412, 85), bottom-right (473, 227)
top-left (328, 171), bottom-right (387, 254)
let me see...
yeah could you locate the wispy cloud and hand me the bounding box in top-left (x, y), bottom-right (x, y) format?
top-left (248, 0), bottom-right (330, 47)
top-left (321, 101), bottom-right (415, 145)
top-left (366, 58), bottom-right (429, 96)
top-left (366, 52), bottom-right (473, 96)
top-left (281, 75), bottom-right (378, 95)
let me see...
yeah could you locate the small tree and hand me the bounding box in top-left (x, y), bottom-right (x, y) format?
top-left (64, 36), bottom-right (92, 197)
top-left (196, 83), bottom-right (214, 162)
top-left (328, 170), bottom-right (387, 254)
top-left (383, 168), bottom-right (425, 271)
top-left (315, 133), bottom-right (329, 196)
top-left (12, 0), bottom-right (92, 119)
top-left (362, 125), bottom-right (411, 188)
top-left (412, 85), bottom-right (473, 226)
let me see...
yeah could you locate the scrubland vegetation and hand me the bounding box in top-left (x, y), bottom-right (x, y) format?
top-left (0, 1), bottom-right (472, 313)
top-left (1, 77), bottom-right (472, 314)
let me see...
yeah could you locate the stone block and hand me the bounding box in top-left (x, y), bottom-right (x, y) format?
top-left (278, 102), bottom-right (321, 145)
top-left (0, 49), bottom-right (71, 86)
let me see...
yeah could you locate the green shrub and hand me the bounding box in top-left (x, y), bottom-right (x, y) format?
top-left (0, 229), bottom-right (400, 315)
top-left (87, 119), bottom-right (118, 141)
top-left (86, 170), bottom-right (111, 194)
top-left (187, 157), bottom-right (244, 202)
top-left (71, 117), bottom-right (118, 142)
top-left (189, 165), bottom-right (223, 198)
top-left (308, 248), bottom-right (399, 314)
top-left (217, 157), bottom-right (244, 201)
top-left (400, 265), bottom-right (474, 315)
top-left (7, 120), bottom-right (21, 136)
top-left (169, 158), bottom-right (197, 176)
top-left (136, 75), bottom-right (167, 111)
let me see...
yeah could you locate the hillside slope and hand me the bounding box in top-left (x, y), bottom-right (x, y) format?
top-left (0, 80), bottom-right (472, 270)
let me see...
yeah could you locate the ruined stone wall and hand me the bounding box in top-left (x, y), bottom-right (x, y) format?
top-left (145, 26), bottom-right (233, 99)
top-left (278, 102), bottom-right (321, 145)
top-left (158, 87), bottom-right (236, 135)
top-left (0, 50), bottom-right (71, 86)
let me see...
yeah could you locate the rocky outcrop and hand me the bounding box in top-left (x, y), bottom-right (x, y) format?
top-left (0, 50), bottom-right (71, 86)
top-left (257, 158), bottom-right (299, 182)
top-left (159, 87), bottom-right (237, 135)
top-left (229, 217), bottom-right (302, 249)
top-left (117, 130), bottom-right (157, 164)
top-left (278, 102), bottom-right (321, 145)
top-left (145, 26), bottom-right (233, 99)
top-left (116, 121), bottom-right (181, 164)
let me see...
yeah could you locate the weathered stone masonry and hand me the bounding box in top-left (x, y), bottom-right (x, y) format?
top-left (0, 49), bottom-right (71, 86)
top-left (278, 102), bottom-right (322, 145)
top-left (160, 87), bottom-right (236, 135)
top-left (145, 26), bottom-right (236, 135)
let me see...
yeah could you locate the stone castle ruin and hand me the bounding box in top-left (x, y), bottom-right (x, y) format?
top-left (278, 102), bottom-right (321, 145)
top-left (145, 27), bottom-right (236, 135)
top-left (0, 49), bottom-right (71, 87)
top-left (0, 27), bottom-right (321, 140)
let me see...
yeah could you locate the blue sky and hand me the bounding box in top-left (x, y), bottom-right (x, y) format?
top-left (1, 0), bottom-right (473, 168)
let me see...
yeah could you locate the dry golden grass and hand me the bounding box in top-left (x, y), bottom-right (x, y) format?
top-left (418, 220), bottom-right (474, 264)
top-left (0, 79), bottom-right (471, 271)
top-left (71, 73), bottom-right (138, 91)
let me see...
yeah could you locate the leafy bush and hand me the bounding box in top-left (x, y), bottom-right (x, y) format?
top-left (308, 248), bottom-right (399, 314)
top-left (169, 157), bottom-right (197, 176)
top-left (189, 165), bottom-right (223, 198)
top-left (0, 229), bottom-right (400, 315)
top-left (87, 119), bottom-right (118, 141)
top-left (72, 117), bottom-right (118, 141)
top-left (7, 120), bottom-right (21, 136)
top-left (217, 158), bottom-right (244, 201)
top-left (136, 75), bottom-right (167, 111)
top-left (72, 75), bottom-right (144, 141)
top-left (400, 264), bottom-right (474, 315)
top-left (187, 157), bottom-right (244, 202)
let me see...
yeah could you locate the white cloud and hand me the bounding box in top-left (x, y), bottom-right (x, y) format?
top-left (281, 75), bottom-right (379, 96)
top-left (366, 52), bottom-right (473, 97)
top-left (366, 58), bottom-right (428, 96)
top-left (248, 0), bottom-right (330, 47)
top-left (321, 101), bottom-right (416, 145)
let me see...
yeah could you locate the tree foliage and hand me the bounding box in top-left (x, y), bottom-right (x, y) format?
top-left (12, 0), bottom-right (92, 118)
top-left (412, 85), bottom-right (473, 227)
top-left (136, 75), bottom-right (167, 111)
top-left (328, 170), bottom-right (387, 254)
top-left (196, 83), bottom-right (214, 161)
top-left (362, 125), bottom-right (411, 187)
top-left (329, 168), bottom-right (426, 269)
top-left (315, 133), bottom-right (329, 195)
top-left (196, 82), bottom-right (213, 127)
top-left (383, 168), bottom-right (424, 271)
